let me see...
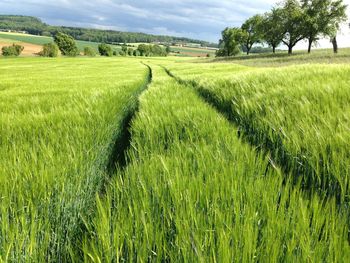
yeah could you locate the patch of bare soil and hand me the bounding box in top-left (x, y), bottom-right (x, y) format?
top-left (0, 41), bottom-right (42, 56)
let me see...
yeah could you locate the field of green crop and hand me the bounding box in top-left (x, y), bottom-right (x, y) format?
top-left (165, 62), bottom-right (350, 199)
top-left (0, 32), bottom-right (121, 52)
top-left (213, 48), bottom-right (350, 66)
top-left (1, 51), bottom-right (350, 261)
top-left (0, 57), bottom-right (150, 261)
top-left (80, 64), bottom-right (350, 262)
top-left (170, 46), bottom-right (217, 57)
top-left (0, 32), bottom-right (53, 45)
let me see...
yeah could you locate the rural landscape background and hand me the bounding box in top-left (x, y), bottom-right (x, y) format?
top-left (1, 0), bottom-right (350, 262)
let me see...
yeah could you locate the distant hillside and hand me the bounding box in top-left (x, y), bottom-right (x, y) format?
top-left (0, 15), bottom-right (217, 47)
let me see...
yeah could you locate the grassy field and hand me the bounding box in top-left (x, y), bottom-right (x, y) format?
top-left (170, 46), bottom-right (217, 57)
top-left (0, 57), bottom-right (150, 261)
top-left (119, 43), bottom-right (218, 57)
top-left (165, 61), bottom-right (350, 200)
top-left (213, 48), bottom-right (350, 66)
top-left (81, 64), bottom-right (350, 262)
top-left (0, 33), bottom-right (218, 57)
top-left (0, 35), bottom-right (43, 56)
top-left (0, 32), bottom-right (53, 45)
top-left (0, 32), bottom-right (121, 53)
top-left (1, 50), bottom-right (350, 261)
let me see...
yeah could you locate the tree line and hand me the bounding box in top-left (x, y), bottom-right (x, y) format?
top-left (1, 32), bottom-right (169, 57)
top-left (50, 33), bottom-right (169, 57)
top-left (217, 0), bottom-right (348, 57)
top-left (97, 42), bottom-right (168, 57)
top-left (0, 15), bottom-right (217, 47)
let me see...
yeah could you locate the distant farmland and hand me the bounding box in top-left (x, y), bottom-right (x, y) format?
top-left (0, 32), bottom-right (121, 54)
top-left (0, 32), bottom-right (218, 57)
top-left (170, 45), bottom-right (217, 57)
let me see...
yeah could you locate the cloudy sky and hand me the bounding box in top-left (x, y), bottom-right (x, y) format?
top-left (1, 0), bottom-right (349, 48)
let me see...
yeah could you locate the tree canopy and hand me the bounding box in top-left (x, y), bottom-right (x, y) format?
top-left (260, 8), bottom-right (285, 53)
top-left (216, 27), bottom-right (242, 57)
top-left (1, 43), bottom-right (24, 56)
top-left (39, 43), bottom-right (59, 57)
top-left (279, 0), bottom-right (307, 54)
top-left (54, 32), bottom-right (79, 56)
top-left (98, 43), bottom-right (113, 57)
top-left (241, 15), bottom-right (264, 55)
top-left (137, 44), bottom-right (167, 57)
top-left (217, 0), bottom-right (348, 57)
top-left (302, 0), bottom-right (347, 53)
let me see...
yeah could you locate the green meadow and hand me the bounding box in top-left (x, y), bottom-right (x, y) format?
top-left (1, 51), bottom-right (350, 261)
top-left (0, 57), bottom-right (149, 261)
top-left (0, 32), bottom-right (121, 53)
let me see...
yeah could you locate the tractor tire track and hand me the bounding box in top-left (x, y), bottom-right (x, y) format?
top-left (69, 63), bottom-right (153, 261)
top-left (163, 66), bottom-right (344, 203)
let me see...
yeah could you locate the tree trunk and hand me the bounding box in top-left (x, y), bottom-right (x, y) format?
top-left (332, 37), bottom-right (338, 54)
top-left (308, 38), bottom-right (312, 53)
top-left (272, 46), bottom-right (276, 54)
top-left (288, 46), bottom-right (293, 55)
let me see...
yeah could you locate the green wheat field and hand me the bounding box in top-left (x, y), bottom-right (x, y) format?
top-left (1, 52), bottom-right (350, 262)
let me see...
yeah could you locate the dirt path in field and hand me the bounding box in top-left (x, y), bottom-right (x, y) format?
top-left (0, 41), bottom-right (42, 56)
top-left (68, 63), bottom-right (153, 260)
top-left (163, 66), bottom-right (344, 202)
top-left (107, 63), bottom-right (153, 172)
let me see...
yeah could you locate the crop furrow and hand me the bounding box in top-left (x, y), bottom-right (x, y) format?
top-left (0, 59), bottom-right (151, 262)
top-left (70, 63), bottom-right (153, 260)
top-left (164, 67), bottom-right (344, 202)
top-left (81, 65), bottom-right (350, 262)
top-left (107, 63), bottom-right (152, 172)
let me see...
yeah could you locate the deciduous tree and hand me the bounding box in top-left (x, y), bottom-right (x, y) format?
top-left (301, 0), bottom-right (347, 53)
top-left (39, 43), bottom-right (59, 57)
top-left (280, 0), bottom-right (306, 54)
top-left (54, 32), bottom-right (78, 56)
top-left (260, 8), bottom-right (285, 53)
top-left (1, 43), bottom-right (24, 56)
top-left (216, 27), bottom-right (242, 57)
top-left (98, 43), bottom-right (113, 57)
top-left (83, 47), bottom-right (96, 57)
top-left (241, 15), bottom-right (264, 55)
top-left (137, 44), bottom-right (150, 56)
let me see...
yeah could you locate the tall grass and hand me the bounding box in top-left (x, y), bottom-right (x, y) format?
top-left (166, 62), bottom-right (350, 201)
top-left (2, 54), bottom-right (349, 261)
top-left (0, 57), bottom-right (149, 261)
top-left (82, 65), bottom-right (350, 262)
top-left (213, 48), bottom-right (350, 67)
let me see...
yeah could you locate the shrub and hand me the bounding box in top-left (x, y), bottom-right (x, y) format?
top-left (137, 44), bottom-right (167, 57)
top-left (84, 47), bottom-right (96, 57)
top-left (127, 48), bottom-right (133, 56)
top-left (151, 44), bottom-right (164, 56)
top-left (39, 43), bottom-right (59, 57)
top-left (2, 44), bottom-right (24, 56)
top-left (137, 44), bottom-right (150, 56)
top-left (113, 51), bottom-right (117, 56)
top-left (166, 45), bottom-right (171, 54)
top-left (54, 32), bottom-right (79, 56)
top-left (133, 50), bottom-right (140, 56)
top-left (98, 43), bottom-right (113, 57)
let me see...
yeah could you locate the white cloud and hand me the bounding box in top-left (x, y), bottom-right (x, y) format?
top-left (0, 0), bottom-right (349, 47)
